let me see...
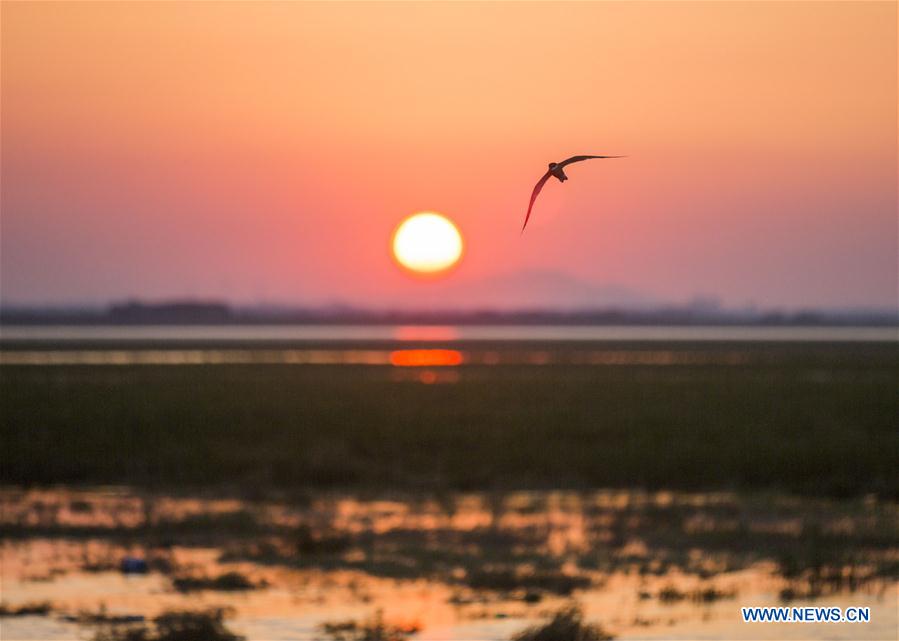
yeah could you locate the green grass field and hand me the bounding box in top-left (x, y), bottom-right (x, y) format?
top-left (2, 341), bottom-right (896, 497)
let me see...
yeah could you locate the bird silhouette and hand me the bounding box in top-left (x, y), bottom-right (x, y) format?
top-left (522, 155), bottom-right (625, 232)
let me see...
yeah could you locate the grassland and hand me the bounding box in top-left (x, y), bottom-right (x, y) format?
top-left (1, 341), bottom-right (896, 497)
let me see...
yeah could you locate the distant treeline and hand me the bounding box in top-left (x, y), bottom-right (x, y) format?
top-left (1, 300), bottom-right (896, 326)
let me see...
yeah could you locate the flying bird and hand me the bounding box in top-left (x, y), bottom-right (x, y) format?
top-left (522, 155), bottom-right (625, 232)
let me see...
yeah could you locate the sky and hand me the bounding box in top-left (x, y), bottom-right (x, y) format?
top-left (2, 1), bottom-right (896, 309)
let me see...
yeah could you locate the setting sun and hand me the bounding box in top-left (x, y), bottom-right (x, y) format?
top-left (391, 212), bottom-right (463, 276)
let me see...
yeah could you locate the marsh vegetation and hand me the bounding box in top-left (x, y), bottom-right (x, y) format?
top-left (2, 341), bottom-right (895, 497)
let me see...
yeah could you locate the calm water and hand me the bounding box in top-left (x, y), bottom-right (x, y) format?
top-left (3, 324), bottom-right (893, 368)
top-left (1, 324), bottom-right (896, 343)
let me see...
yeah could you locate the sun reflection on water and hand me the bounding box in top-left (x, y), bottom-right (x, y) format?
top-left (389, 349), bottom-right (464, 367)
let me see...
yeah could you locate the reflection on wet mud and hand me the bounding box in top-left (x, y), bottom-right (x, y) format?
top-left (1, 489), bottom-right (896, 640)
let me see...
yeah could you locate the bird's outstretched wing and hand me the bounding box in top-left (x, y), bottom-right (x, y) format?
top-left (558, 155), bottom-right (625, 168)
top-left (522, 170), bottom-right (552, 232)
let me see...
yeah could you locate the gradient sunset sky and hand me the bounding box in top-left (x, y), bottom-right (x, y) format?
top-left (2, 1), bottom-right (896, 309)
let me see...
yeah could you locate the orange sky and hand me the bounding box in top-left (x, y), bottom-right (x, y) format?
top-left (2, 1), bottom-right (896, 308)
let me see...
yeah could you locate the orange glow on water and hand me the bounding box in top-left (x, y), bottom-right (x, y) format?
top-left (389, 349), bottom-right (463, 367)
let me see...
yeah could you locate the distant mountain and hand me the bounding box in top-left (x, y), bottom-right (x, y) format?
top-left (385, 270), bottom-right (656, 310)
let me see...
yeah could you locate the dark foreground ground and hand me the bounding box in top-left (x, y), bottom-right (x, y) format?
top-left (2, 340), bottom-right (896, 497)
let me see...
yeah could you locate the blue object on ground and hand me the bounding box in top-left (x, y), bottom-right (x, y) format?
top-left (120, 557), bottom-right (149, 574)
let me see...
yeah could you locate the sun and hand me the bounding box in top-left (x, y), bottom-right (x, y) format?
top-left (391, 212), bottom-right (464, 276)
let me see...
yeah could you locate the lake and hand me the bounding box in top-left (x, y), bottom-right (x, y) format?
top-left (1, 324), bottom-right (896, 343)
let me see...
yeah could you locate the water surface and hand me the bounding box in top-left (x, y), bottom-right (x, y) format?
top-left (2, 324), bottom-right (895, 343)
